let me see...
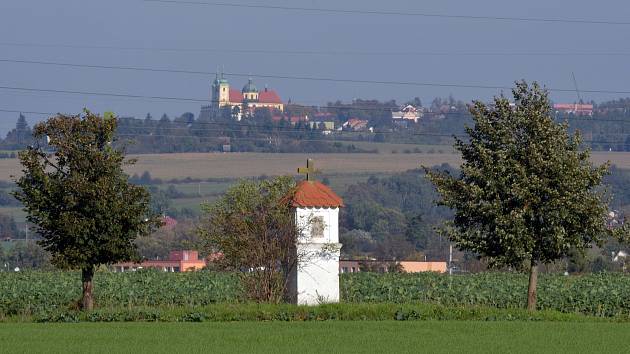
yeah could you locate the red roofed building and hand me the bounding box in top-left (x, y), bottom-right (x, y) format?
top-left (209, 71), bottom-right (284, 120)
top-left (113, 250), bottom-right (207, 272)
top-left (553, 103), bottom-right (593, 116)
top-left (343, 118), bottom-right (369, 131)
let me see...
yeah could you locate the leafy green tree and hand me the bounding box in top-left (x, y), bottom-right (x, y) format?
top-left (5, 241), bottom-right (51, 269)
top-left (427, 81), bottom-right (616, 311)
top-left (13, 111), bottom-right (159, 310)
top-left (198, 176), bottom-right (298, 302)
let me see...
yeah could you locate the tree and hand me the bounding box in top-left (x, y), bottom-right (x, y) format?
top-left (5, 241), bottom-right (51, 269)
top-left (198, 176), bottom-right (299, 302)
top-left (13, 111), bottom-right (159, 310)
top-left (426, 81), bottom-right (615, 311)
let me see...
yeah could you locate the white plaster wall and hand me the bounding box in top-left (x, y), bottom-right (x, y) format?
top-left (295, 207), bottom-right (339, 244)
top-left (296, 243), bottom-right (341, 305)
top-left (291, 207), bottom-right (341, 305)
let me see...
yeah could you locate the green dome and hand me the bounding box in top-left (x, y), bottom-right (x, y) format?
top-left (242, 78), bottom-right (258, 93)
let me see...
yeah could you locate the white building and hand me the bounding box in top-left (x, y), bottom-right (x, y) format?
top-left (392, 105), bottom-right (423, 123)
top-left (287, 177), bottom-right (344, 305)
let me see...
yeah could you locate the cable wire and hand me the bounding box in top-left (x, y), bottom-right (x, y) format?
top-left (143, 0), bottom-right (630, 26)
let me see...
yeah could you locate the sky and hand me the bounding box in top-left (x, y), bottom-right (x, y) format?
top-left (0, 0), bottom-right (629, 134)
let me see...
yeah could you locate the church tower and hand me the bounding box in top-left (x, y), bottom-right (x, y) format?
top-left (287, 159), bottom-right (343, 305)
top-left (211, 71), bottom-right (230, 108)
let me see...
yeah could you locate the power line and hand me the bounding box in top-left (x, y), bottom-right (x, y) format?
top-left (3, 42), bottom-right (630, 57)
top-left (143, 0), bottom-right (630, 26)
top-left (3, 58), bottom-right (630, 94)
top-left (0, 85), bottom-right (208, 103)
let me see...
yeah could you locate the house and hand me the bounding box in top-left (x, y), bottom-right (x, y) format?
top-left (113, 250), bottom-right (207, 272)
top-left (553, 103), bottom-right (593, 116)
top-left (392, 105), bottom-right (423, 123)
top-left (339, 259), bottom-right (447, 273)
top-left (343, 118), bottom-right (369, 131)
top-left (308, 121), bottom-right (335, 130)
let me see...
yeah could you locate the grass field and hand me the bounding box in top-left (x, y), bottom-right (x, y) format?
top-left (2, 151), bottom-right (629, 181)
top-left (0, 321), bottom-right (628, 353)
top-left (0, 152), bottom-right (456, 181)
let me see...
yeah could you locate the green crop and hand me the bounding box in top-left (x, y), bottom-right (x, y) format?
top-left (0, 270), bottom-right (243, 316)
top-left (2, 271), bottom-right (630, 318)
top-left (341, 272), bottom-right (630, 317)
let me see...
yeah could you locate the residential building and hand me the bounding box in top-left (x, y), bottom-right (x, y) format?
top-left (113, 250), bottom-right (206, 272)
top-left (392, 105), bottom-right (423, 123)
top-left (553, 103), bottom-right (594, 116)
top-left (343, 118), bottom-right (369, 131)
top-left (339, 259), bottom-right (447, 273)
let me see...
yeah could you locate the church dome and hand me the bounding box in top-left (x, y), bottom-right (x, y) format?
top-left (242, 78), bottom-right (258, 93)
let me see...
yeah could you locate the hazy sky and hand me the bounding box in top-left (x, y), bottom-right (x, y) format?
top-left (0, 0), bottom-right (629, 133)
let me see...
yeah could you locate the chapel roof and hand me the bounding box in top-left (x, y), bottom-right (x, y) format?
top-left (291, 180), bottom-right (344, 208)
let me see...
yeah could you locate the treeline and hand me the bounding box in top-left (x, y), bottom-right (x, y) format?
top-left (3, 164), bottom-right (630, 271)
top-left (115, 112), bottom-right (375, 154)
top-left (4, 96), bottom-right (630, 153)
top-left (340, 165), bottom-right (630, 272)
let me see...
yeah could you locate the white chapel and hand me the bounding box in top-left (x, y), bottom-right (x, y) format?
top-left (287, 160), bottom-right (344, 305)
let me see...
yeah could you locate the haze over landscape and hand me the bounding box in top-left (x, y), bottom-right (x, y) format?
top-left (1, 0), bottom-right (629, 133)
top-left (4, 1), bottom-right (630, 352)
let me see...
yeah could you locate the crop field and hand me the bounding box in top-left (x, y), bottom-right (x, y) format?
top-left (1, 321), bottom-right (629, 353)
top-left (1, 150), bottom-right (629, 181)
top-left (3, 271), bottom-right (630, 318)
top-left (0, 152), bottom-right (458, 181)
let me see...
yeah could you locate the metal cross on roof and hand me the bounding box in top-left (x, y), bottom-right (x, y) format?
top-left (297, 158), bottom-right (318, 181)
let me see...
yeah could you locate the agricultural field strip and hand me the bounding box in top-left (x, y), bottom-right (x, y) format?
top-left (0, 151), bottom-right (625, 181)
top-left (3, 272), bottom-right (630, 318)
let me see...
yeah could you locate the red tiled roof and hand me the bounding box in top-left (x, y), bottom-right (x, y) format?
top-left (291, 180), bottom-right (344, 208)
top-left (259, 90), bottom-right (282, 104)
top-left (229, 89), bottom-right (243, 103)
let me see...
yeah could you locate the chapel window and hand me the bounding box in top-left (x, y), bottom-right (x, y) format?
top-left (311, 216), bottom-right (325, 239)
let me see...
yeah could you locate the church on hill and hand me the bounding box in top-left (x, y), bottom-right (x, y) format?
top-left (204, 72), bottom-right (284, 120)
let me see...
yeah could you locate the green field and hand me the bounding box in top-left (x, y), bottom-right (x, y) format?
top-left (1, 321), bottom-right (628, 353)
top-left (4, 271), bottom-right (630, 319)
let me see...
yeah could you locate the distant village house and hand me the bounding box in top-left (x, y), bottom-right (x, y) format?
top-left (113, 250), bottom-right (207, 272)
top-left (392, 105), bottom-right (423, 123)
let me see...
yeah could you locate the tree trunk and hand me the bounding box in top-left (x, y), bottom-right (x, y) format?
top-left (527, 259), bottom-right (538, 312)
top-left (81, 266), bottom-right (95, 311)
